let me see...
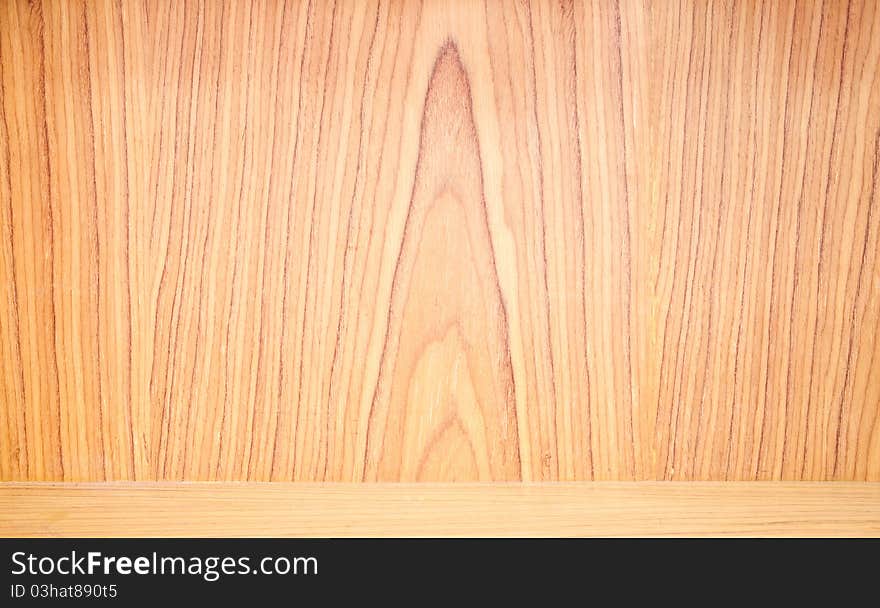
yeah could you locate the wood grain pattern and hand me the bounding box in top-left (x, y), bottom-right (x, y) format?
top-left (2, 482), bottom-right (878, 537)
top-left (1, 0), bottom-right (879, 482)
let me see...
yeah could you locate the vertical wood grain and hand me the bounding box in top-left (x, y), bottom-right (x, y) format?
top-left (649, 0), bottom-right (880, 480)
top-left (1, 0), bottom-right (878, 481)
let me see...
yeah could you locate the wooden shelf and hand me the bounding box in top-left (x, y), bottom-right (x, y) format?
top-left (3, 482), bottom-right (878, 537)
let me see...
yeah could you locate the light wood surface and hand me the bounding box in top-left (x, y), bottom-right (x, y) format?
top-left (1, 0), bottom-right (879, 484)
top-left (2, 482), bottom-right (878, 537)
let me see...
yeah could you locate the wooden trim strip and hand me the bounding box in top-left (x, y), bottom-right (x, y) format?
top-left (2, 482), bottom-right (878, 537)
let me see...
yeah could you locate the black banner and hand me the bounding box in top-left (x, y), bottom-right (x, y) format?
top-left (1, 539), bottom-right (876, 604)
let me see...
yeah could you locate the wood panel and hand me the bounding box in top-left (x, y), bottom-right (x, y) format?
top-left (1, 0), bottom-right (878, 482)
top-left (649, 0), bottom-right (880, 481)
top-left (2, 482), bottom-right (878, 537)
